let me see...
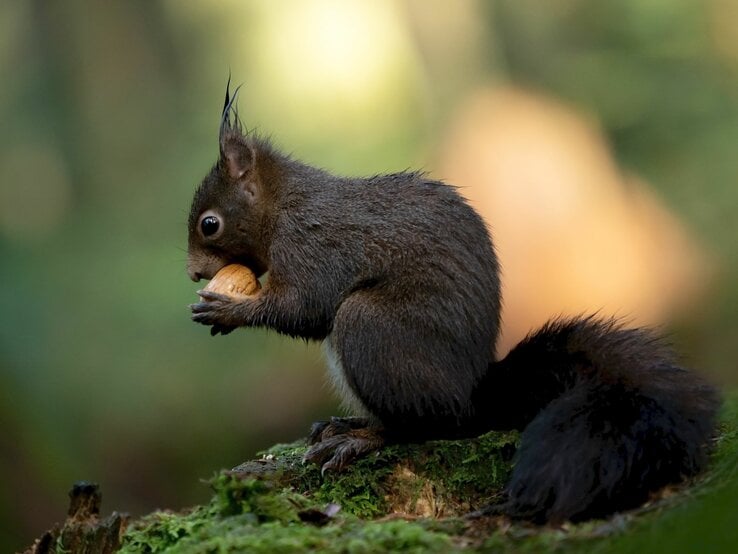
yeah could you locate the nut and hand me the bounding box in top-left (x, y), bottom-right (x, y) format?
top-left (201, 264), bottom-right (260, 300)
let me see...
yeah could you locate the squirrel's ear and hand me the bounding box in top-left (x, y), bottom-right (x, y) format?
top-left (220, 138), bottom-right (255, 181)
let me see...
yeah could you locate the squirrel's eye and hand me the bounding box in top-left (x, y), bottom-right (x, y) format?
top-left (201, 215), bottom-right (220, 237)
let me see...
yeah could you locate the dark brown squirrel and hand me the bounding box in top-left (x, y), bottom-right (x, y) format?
top-left (187, 82), bottom-right (719, 523)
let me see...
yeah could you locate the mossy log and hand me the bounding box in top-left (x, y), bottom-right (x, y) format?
top-left (25, 396), bottom-right (738, 553)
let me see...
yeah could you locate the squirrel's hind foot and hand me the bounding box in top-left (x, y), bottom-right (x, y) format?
top-left (307, 416), bottom-right (373, 445)
top-left (304, 421), bottom-right (384, 474)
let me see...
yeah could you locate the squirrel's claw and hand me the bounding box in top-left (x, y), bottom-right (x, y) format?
top-left (195, 290), bottom-right (232, 303)
top-left (211, 324), bottom-right (236, 336)
top-left (190, 291), bottom-right (239, 332)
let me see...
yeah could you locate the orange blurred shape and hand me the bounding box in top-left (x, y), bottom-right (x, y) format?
top-left (436, 87), bottom-right (713, 354)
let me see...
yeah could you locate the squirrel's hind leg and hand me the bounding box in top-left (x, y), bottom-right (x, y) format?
top-left (304, 288), bottom-right (483, 472)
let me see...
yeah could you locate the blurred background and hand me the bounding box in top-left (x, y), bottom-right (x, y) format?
top-left (1, 0), bottom-right (737, 550)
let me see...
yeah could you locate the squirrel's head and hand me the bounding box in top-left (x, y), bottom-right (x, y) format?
top-left (187, 80), bottom-right (274, 282)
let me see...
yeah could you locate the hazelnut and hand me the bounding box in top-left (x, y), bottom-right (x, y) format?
top-left (201, 264), bottom-right (260, 300)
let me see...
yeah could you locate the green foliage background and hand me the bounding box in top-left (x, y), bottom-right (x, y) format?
top-left (1, 1), bottom-right (736, 551)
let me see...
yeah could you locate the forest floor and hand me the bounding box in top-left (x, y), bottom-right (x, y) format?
top-left (26, 394), bottom-right (737, 553)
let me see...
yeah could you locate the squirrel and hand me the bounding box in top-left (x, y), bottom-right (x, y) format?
top-left (188, 82), bottom-right (719, 523)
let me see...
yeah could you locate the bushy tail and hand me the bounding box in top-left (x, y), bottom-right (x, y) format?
top-left (474, 316), bottom-right (720, 522)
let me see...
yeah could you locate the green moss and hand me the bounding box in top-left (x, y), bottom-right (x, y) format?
top-left (122, 506), bottom-right (216, 553)
top-left (123, 510), bottom-right (454, 554)
top-left (120, 398), bottom-right (738, 553)
top-left (249, 430), bottom-right (518, 519)
top-left (120, 472), bottom-right (455, 554)
top-left (162, 518), bottom-right (455, 554)
top-left (119, 431), bottom-right (515, 552)
top-left (211, 473), bottom-right (305, 522)
top-left (122, 475), bottom-right (310, 553)
top-left (414, 431), bottom-right (518, 504)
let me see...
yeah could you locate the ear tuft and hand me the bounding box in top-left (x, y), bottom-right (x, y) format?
top-left (217, 77), bottom-right (259, 197)
top-left (219, 76), bottom-right (244, 142)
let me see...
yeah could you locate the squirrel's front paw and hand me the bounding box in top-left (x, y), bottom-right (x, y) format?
top-left (190, 290), bottom-right (240, 334)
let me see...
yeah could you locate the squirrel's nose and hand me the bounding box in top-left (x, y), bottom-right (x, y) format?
top-left (188, 268), bottom-right (202, 282)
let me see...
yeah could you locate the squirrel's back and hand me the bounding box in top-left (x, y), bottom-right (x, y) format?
top-left (270, 168), bottom-right (502, 350)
